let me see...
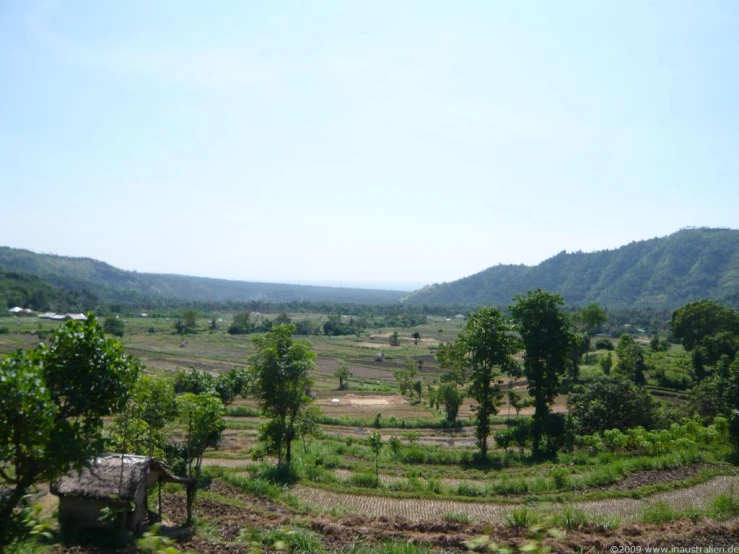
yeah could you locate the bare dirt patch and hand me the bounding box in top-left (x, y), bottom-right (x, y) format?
top-left (316, 393), bottom-right (408, 408)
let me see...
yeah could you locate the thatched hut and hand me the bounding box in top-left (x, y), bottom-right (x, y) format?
top-left (51, 454), bottom-right (193, 534)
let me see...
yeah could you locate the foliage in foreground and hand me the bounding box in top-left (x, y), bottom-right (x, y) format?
top-left (0, 315), bottom-right (140, 547)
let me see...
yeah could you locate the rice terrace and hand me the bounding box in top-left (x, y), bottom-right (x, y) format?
top-left (2, 229), bottom-right (739, 553)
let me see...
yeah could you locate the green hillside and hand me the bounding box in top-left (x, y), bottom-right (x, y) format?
top-left (402, 228), bottom-right (739, 309)
top-left (0, 269), bottom-right (97, 313)
top-left (0, 247), bottom-right (406, 307)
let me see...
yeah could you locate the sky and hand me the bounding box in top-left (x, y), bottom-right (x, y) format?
top-left (1, 1), bottom-right (738, 291)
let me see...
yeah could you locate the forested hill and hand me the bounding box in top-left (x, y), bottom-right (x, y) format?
top-left (0, 247), bottom-right (406, 307)
top-left (402, 228), bottom-right (739, 309)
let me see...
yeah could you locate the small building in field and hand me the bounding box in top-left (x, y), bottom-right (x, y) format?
top-left (8, 307), bottom-right (34, 315)
top-left (51, 454), bottom-right (193, 534)
top-left (64, 313), bottom-right (87, 321)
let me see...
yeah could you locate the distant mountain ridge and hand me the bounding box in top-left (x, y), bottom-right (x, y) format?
top-left (402, 228), bottom-right (739, 309)
top-left (0, 247), bottom-right (406, 306)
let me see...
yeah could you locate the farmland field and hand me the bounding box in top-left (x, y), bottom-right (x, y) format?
top-left (2, 311), bottom-right (738, 553)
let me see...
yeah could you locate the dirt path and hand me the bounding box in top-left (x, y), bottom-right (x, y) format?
top-left (293, 475), bottom-right (739, 523)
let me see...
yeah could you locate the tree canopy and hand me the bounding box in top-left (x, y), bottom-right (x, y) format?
top-left (446, 306), bottom-right (519, 460)
top-left (671, 300), bottom-right (739, 352)
top-left (249, 324), bottom-right (317, 465)
top-left (510, 290), bottom-right (572, 454)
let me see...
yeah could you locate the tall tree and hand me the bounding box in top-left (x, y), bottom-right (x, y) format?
top-left (249, 324), bottom-right (316, 465)
top-left (575, 303), bottom-right (607, 336)
top-left (671, 300), bottom-right (739, 352)
top-left (451, 307), bottom-right (519, 460)
top-left (510, 290), bottom-right (572, 454)
top-left (0, 316), bottom-right (140, 545)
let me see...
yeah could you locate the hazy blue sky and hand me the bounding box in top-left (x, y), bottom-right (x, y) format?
top-left (1, 1), bottom-right (738, 290)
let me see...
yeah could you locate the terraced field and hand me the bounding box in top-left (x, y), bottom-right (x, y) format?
top-left (294, 475), bottom-right (739, 522)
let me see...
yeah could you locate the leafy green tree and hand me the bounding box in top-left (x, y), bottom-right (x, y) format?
top-left (228, 312), bottom-right (254, 335)
top-left (576, 303), bottom-right (607, 336)
top-left (249, 325), bottom-right (316, 465)
top-left (209, 318), bottom-right (218, 332)
top-left (296, 405), bottom-right (322, 453)
top-left (411, 331), bottom-right (421, 346)
top-left (451, 307), bottom-right (519, 460)
top-left (323, 315), bottom-right (361, 336)
top-left (412, 379), bottom-right (423, 404)
top-left (178, 392), bottom-right (226, 479)
top-left (214, 368), bottom-right (250, 405)
top-left (112, 375), bottom-right (179, 457)
top-left (294, 318), bottom-right (321, 336)
top-left (689, 375), bottom-right (729, 419)
top-left (367, 432), bottom-right (384, 485)
top-left (334, 363), bottom-right (352, 390)
top-left (510, 290), bottom-right (572, 455)
top-left (671, 300), bottom-right (739, 352)
top-left (599, 351), bottom-right (613, 374)
top-left (508, 390), bottom-right (531, 419)
top-left (175, 310), bottom-right (198, 334)
top-left (389, 331), bottom-right (400, 346)
top-left (614, 334), bottom-right (647, 385)
top-left (103, 316), bottom-right (125, 337)
top-left (437, 382), bottom-right (464, 424)
top-left (0, 316), bottom-right (140, 543)
top-left (394, 359), bottom-right (418, 400)
top-left (567, 376), bottom-right (657, 435)
top-left (273, 312), bottom-right (292, 326)
top-left (173, 367), bottom-right (215, 395)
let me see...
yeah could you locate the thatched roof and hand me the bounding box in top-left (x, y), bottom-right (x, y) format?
top-left (51, 454), bottom-right (190, 502)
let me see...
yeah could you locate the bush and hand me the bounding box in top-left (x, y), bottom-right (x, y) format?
top-left (504, 506), bottom-right (539, 529)
top-left (103, 316), bottom-right (125, 337)
top-left (642, 501), bottom-right (678, 524)
top-left (0, 327), bottom-right (9, 335)
top-left (350, 472), bottom-right (380, 488)
top-left (442, 512), bottom-right (471, 524)
top-left (708, 491), bottom-right (739, 520)
top-left (554, 505), bottom-right (588, 529)
top-left (568, 376), bottom-right (657, 435)
top-left (595, 339), bottom-right (614, 351)
top-left (550, 468), bottom-right (570, 490)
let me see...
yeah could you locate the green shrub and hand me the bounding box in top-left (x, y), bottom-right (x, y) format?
top-left (442, 511), bottom-right (471, 524)
top-left (708, 491), bottom-right (739, 521)
top-left (550, 468), bottom-right (570, 490)
top-left (504, 506), bottom-right (539, 529)
top-left (350, 472), bottom-right (380, 488)
top-left (642, 501), bottom-right (678, 524)
top-left (457, 482), bottom-right (486, 497)
top-left (554, 505), bottom-right (588, 529)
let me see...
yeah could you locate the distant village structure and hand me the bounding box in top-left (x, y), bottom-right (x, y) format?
top-left (7, 307), bottom-right (86, 320)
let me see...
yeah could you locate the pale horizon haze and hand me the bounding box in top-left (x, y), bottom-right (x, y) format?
top-left (2, 1), bottom-right (738, 291)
